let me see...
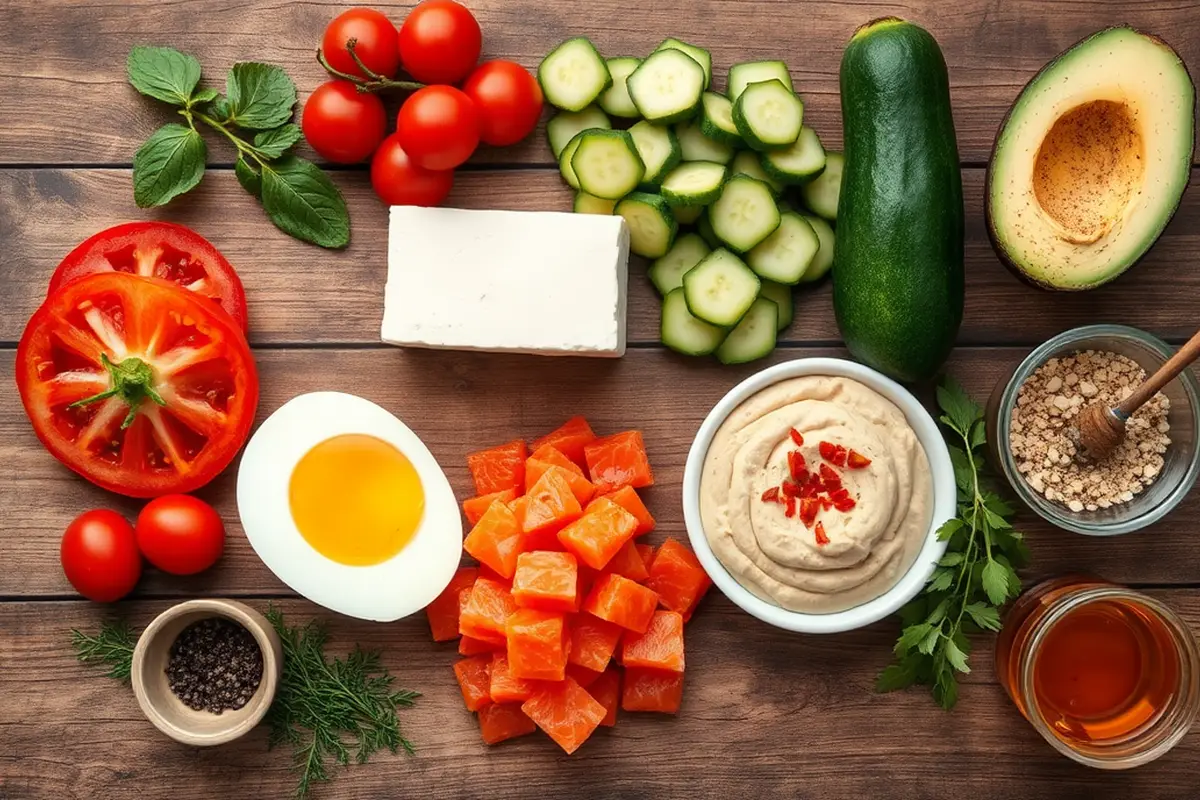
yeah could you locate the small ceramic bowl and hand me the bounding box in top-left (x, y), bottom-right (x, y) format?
top-left (986, 324), bottom-right (1200, 536)
top-left (682, 357), bottom-right (957, 634)
top-left (131, 599), bottom-right (282, 746)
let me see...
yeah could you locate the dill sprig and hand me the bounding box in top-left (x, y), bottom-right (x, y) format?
top-left (71, 620), bottom-right (136, 680)
top-left (264, 607), bottom-right (419, 800)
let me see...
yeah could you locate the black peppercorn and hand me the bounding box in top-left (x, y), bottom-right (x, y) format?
top-left (166, 617), bottom-right (264, 714)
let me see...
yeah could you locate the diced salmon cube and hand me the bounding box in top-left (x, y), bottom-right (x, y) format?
top-left (604, 540), bottom-right (650, 583)
top-left (459, 634), bottom-right (502, 656)
top-left (636, 543), bottom-right (656, 572)
top-left (489, 652), bottom-right (540, 704)
top-left (582, 573), bottom-right (659, 634)
top-left (459, 577), bottom-right (516, 643)
top-left (566, 663), bottom-right (604, 688)
top-left (621, 667), bottom-right (684, 713)
top-left (567, 614), bottom-right (623, 672)
top-left (522, 467), bottom-right (584, 536)
top-left (587, 667), bottom-right (621, 727)
top-left (463, 488), bottom-right (518, 525)
top-left (453, 654), bottom-right (493, 711)
top-left (425, 566), bottom-right (478, 642)
top-left (477, 702), bottom-right (536, 745)
top-left (593, 485), bottom-right (655, 535)
top-left (506, 609), bottom-right (568, 682)
top-left (621, 610), bottom-right (685, 673)
top-left (584, 431), bottom-right (654, 493)
top-left (511, 551), bottom-right (579, 613)
top-left (521, 677), bottom-right (606, 754)
top-left (467, 440), bottom-right (527, 495)
top-left (645, 538), bottom-right (712, 618)
top-left (526, 457), bottom-right (595, 505)
top-left (531, 416), bottom-right (597, 467)
top-left (556, 497), bottom-right (639, 570)
top-left (463, 500), bottom-right (525, 580)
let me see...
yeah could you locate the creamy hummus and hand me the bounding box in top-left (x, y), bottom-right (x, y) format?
top-left (699, 376), bottom-right (933, 614)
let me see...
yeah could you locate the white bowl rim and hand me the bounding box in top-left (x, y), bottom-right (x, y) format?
top-left (682, 357), bottom-right (957, 634)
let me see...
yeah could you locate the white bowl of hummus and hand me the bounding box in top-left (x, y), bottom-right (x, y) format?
top-left (683, 358), bottom-right (956, 633)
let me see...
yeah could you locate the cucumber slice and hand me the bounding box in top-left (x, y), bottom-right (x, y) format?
top-left (708, 175), bottom-right (781, 253)
top-left (800, 150), bottom-right (843, 220)
top-left (574, 192), bottom-right (616, 215)
top-left (627, 121), bottom-right (681, 188)
top-left (598, 57), bottom-right (641, 118)
top-left (559, 132), bottom-right (586, 189)
top-left (683, 248), bottom-right (761, 326)
top-left (761, 126), bottom-right (826, 185)
top-left (660, 161), bottom-right (728, 207)
top-left (676, 121), bottom-right (735, 164)
top-left (547, 106), bottom-right (611, 158)
top-left (727, 60), bottom-right (793, 101)
top-left (733, 80), bottom-right (804, 151)
top-left (653, 38), bottom-right (713, 90)
top-left (730, 151), bottom-right (784, 195)
top-left (746, 212), bottom-right (819, 284)
top-left (649, 233), bottom-right (711, 295)
top-left (696, 210), bottom-right (721, 248)
top-left (661, 287), bottom-right (726, 356)
top-left (715, 297), bottom-right (778, 364)
top-left (539, 38), bottom-right (612, 112)
top-left (699, 92), bottom-right (742, 147)
top-left (627, 49), bottom-right (706, 124)
top-left (616, 192), bottom-right (678, 259)
top-left (672, 204), bottom-right (704, 225)
top-left (571, 129), bottom-right (645, 200)
top-left (798, 214), bottom-right (835, 283)
top-left (759, 280), bottom-right (794, 331)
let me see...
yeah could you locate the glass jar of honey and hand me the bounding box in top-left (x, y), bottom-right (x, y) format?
top-left (996, 576), bottom-right (1200, 768)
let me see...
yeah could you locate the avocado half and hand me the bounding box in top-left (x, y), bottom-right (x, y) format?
top-left (986, 27), bottom-right (1195, 290)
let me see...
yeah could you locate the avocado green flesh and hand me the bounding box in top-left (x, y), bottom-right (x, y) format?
top-left (987, 27), bottom-right (1195, 290)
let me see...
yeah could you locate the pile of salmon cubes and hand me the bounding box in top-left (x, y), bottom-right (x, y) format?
top-left (425, 416), bottom-right (712, 753)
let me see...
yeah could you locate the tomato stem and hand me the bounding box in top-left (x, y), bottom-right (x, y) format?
top-left (68, 353), bottom-right (166, 430)
top-left (316, 39), bottom-right (424, 94)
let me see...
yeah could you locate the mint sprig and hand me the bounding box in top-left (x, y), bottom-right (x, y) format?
top-left (126, 45), bottom-right (349, 249)
top-left (877, 377), bottom-right (1029, 709)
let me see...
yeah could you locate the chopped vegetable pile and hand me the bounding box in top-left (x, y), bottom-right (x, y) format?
top-left (427, 416), bottom-right (712, 753)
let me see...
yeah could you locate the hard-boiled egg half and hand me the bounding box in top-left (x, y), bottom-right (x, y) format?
top-left (237, 392), bottom-right (460, 621)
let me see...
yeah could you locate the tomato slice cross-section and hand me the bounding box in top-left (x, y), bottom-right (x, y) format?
top-left (16, 273), bottom-right (259, 497)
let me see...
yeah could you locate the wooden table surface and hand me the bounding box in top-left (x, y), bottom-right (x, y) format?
top-left (3, 1), bottom-right (1200, 798)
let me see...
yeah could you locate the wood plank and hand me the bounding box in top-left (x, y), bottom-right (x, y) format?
top-left (2, 593), bottom-right (1198, 799)
top-left (3, 168), bottom-right (1199, 347)
top-left (2, 1), bottom-right (1200, 168)
top-left (4, 346), bottom-right (1199, 600)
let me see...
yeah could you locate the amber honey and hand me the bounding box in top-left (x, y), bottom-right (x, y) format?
top-left (996, 577), bottom-right (1200, 768)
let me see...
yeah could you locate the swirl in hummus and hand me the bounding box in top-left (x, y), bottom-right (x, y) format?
top-left (699, 376), bottom-right (933, 614)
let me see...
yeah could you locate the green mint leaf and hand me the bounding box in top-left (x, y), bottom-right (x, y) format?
top-left (190, 87), bottom-right (220, 106)
top-left (253, 124), bottom-right (303, 159)
top-left (127, 46), bottom-right (202, 106)
top-left (936, 517), bottom-right (964, 542)
top-left (209, 94), bottom-right (232, 121)
top-left (964, 602), bottom-right (1002, 632)
top-left (918, 626), bottom-right (942, 656)
top-left (876, 659), bottom-right (921, 693)
top-left (937, 377), bottom-right (981, 435)
top-left (225, 62), bottom-right (297, 130)
top-left (981, 559), bottom-right (1013, 606)
top-left (895, 622), bottom-right (932, 656)
top-left (933, 668), bottom-right (959, 709)
top-left (938, 551), bottom-right (964, 567)
top-left (260, 156), bottom-right (350, 248)
top-left (235, 157), bottom-right (262, 197)
top-left (943, 639), bottom-right (971, 674)
top-left (925, 568), bottom-right (954, 593)
top-left (133, 123), bottom-right (206, 207)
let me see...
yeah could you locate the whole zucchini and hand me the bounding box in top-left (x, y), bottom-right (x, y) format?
top-left (833, 18), bottom-right (964, 383)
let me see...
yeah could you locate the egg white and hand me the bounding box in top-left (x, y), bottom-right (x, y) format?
top-left (236, 391), bottom-right (461, 622)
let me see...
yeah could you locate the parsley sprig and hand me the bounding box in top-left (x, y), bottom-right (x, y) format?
top-left (877, 378), bottom-right (1030, 708)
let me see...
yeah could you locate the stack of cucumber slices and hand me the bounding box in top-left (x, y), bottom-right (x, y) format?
top-left (538, 36), bottom-right (844, 364)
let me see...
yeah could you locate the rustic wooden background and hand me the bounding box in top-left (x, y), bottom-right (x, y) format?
top-left (2, 1), bottom-right (1199, 798)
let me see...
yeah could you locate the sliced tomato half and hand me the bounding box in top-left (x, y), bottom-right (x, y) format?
top-left (16, 273), bottom-right (259, 498)
top-left (48, 222), bottom-right (249, 331)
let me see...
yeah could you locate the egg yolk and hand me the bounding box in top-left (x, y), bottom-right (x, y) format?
top-left (289, 434), bottom-right (425, 566)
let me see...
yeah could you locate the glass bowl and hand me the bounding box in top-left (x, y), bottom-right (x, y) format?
top-left (987, 325), bottom-right (1200, 536)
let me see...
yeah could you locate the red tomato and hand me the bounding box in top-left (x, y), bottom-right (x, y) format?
top-left (397, 0), bottom-right (482, 85)
top-left (136, 494), bottom-right (225, 575)
top-left (302, 80), bottom-right (388, 164)
top-left (462, 60), bottom-right (544, 146)
top-left (47, 222), bottom-right (248, 331)
top-left (16, 273), bottom-right (260, 498)
top-left (321, 7), bottom-right (401, 79)
top-left (61, 509), bottom-right (142, 602)
top-left (370, 134), bottom-right (455, 206)
top-left (396, 86), bottom-right (480, 170)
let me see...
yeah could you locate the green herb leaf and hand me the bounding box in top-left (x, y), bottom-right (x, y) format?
top-left (925, 568), bottom-right (954, 593)
top-left (260, 156), bottom-right (350, 249)
top-left (918, 626), bottom-right (942, 656)
top-left (938, 551), bottom-right (963, 567)
top-left (895, 622), bottom-right (932, 656)
top-left (984, 507), bottom-right (1012, 531)
top-left (253, 123), bottom-right (303, 159)
top-left (925, 597), bottom-right (951, 626)
top-left (190, 87), bottom-right (220, 106)
top-left (133, 123), bottom-right (206, 207)
top-left (943, 639), bottom-right (971, 673)
top-left (981, 559), bottom-right (1013, 606)
top-left (72, 621), bottom-right (137, 681)
top-left (897, 597), bottom-right (928, 628)
top-left (935, 517), bottom-right (963, 541)
top-left (127, 46), bottom-right (202, 107)
top-left (964, 602), bottom-right (1002, 632)
top-left (235, 157), bottom-right (262, 197)
top-left (969, 419), bottom-right (987, 450)
top-left (876, 658), bottom-right (919, 693)
top-left (933, 668), bottom-right (959, 710)
top-left (224, 62), bottom-right (297, 130)
top-left (984, 493), bottom-right (1016, 517)
top-left (936, 378), bottom-right (979, 435)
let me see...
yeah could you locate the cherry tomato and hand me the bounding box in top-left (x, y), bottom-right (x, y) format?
top-left (136, 494), bottom-right (226, 575)
top-left (302, 81), bottom-right (388, 164)
top-left (370, 134), bottom-right (455, 207)
top-left (48, 222), bottom-right (248, 332)
top-left (321, 7), bottom-right (401, 79)
top-left (397, 0), bottom-right (482, 85)
top-left (17, 273), bottom-right (260, 498)
top-left (396, 86), bottom-right (480, 170)
top-left (61, 510), bottom-right (142, 602)
top-left (461, 60), bottom-right (544, 147)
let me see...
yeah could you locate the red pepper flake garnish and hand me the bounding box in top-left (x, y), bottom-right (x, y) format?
top-left (832, 445), bottom-right (848, 467)
top-left (789, 428), bottom-right (805, 446)
top-left (818, 441), bottom-right (838, 462)
top-left (814, 521), bottom-right (830, 546)
top-left (787, 450), bottom-right (807, 481)
top-left (781, 480), bottom-right (802, 498)
top-left (799, 481), bottom-right (817, 499)
top-left (785, 496), bottom-right (797, 518)
top-left (799, 498), bottom-right (819, 527)
top-left (821, 496), bottom-right (833, 511)
top-left (761, 486), bottom-right (780, 503)
top-left (819, 463), bottom-right (842, 490)
top-left (847, 449), bottom-right (872, 469)
top-left (833, 494), bottom-right (857, 512)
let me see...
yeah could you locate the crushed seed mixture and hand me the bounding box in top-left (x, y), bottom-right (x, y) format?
top-left (167, 617), bottom-right (263, 714)
top-left (1010, 350), bottom-right (1171, 512)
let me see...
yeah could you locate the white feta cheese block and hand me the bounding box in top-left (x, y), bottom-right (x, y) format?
top-left (382, 207), bottom-right (630, 357)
